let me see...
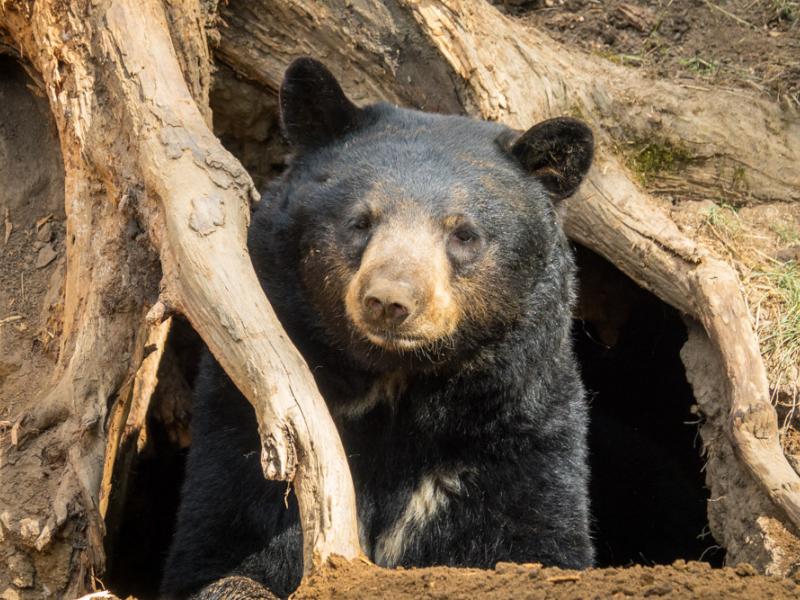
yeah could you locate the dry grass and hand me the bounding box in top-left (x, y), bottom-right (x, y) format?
top-left (699, 204), bottom-right (800, 444)
top-left (759, 261), bottom-right (800, 428)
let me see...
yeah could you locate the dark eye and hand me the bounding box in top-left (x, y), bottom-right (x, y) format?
top-left (351, 214), bottom-right (372, 231)
top-left (450, 227), bottom-right (479, 245)
top-left (447, 222), bottom-right (483, 266)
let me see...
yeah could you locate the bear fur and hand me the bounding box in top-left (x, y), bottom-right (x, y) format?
top-left (161, 58), bottom-right (595, 598)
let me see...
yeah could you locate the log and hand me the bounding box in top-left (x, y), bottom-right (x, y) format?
top-left (216, 0), bottom-right (800, 533)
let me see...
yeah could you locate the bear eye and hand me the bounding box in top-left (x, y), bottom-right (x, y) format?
top-left (447, 223), bottom-right (484, 266)
top-left (450, 227), bottom-right (479, 245)
top-left (351, 213), bottom-right (372, 231)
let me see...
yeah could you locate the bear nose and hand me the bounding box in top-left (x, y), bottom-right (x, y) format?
top-left (362, 279), bottom-right (417, 327)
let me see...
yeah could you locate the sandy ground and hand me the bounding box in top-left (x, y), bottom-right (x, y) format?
top-left (289, 557), bottom-right (800, 599)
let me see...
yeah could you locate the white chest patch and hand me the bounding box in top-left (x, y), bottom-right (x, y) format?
top-left (374, 469), bottom-right (467, 567)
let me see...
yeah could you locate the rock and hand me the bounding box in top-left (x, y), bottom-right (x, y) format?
top-left (8, 553), bottom-right (34, 588)
top-left (775, 245), bottom-right (800, 263)
top-left (36, 221), bottom-right (53, 242)
top-left (35, 243), bottom-right (57, 269)
top-left (18, 518), bottom-right (40, 543)
top-left (644, 583), bottom-right (672, 596)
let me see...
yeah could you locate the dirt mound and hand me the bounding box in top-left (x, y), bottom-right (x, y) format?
top-left (499, 0), bottom-right (799, 106)
top-left (294, 557), bottom-right (799, 599)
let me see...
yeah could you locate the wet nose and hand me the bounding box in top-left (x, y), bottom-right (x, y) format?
top-left (362, 279), bottom-right (417, 327)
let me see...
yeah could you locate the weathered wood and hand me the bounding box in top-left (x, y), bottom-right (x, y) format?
top-left (100, 317), bottom-right (172, 575)
top-left (216, 0), bottom-right (800, 538)
top-left (102, 0), bottom-right (360, 571)
top-left (0, 0), bottom-right (359, 595)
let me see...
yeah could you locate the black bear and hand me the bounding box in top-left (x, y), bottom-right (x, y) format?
top-left (161, 58), bottom-right (595, 598)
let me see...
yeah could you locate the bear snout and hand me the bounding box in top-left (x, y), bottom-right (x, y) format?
top-left (362, 278), bottom-right (419, 328)
top-left (343, 218), bottom-right (461, 350)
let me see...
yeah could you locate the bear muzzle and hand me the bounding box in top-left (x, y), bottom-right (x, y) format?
top-left (347, 268), bottom-right (460, 352)
top-left (362, 278), bottom-right (419, 328)
top-left (344, 219), bottom-right (461, 352)
top-left (353, 274), bottom-right (429, 350)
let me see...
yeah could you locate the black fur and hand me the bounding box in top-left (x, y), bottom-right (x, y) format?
top-left (161, 58), bottom-right (594, 598)
top-left (504, 117), bottom-right (594, 200)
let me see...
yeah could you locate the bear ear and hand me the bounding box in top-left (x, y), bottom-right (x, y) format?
top-left (501, 117), bottom-right (594, 201)
top-left (279, 57), bottom-right (364, 149)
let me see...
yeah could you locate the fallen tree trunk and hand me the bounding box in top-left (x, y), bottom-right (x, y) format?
top-left (1, 0), bottom-right (798, 596)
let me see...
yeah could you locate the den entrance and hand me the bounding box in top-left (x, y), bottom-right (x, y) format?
top-left (574, 245), bottom-right (723, 568)
top-left (104, 244), bottom-right (723, 599)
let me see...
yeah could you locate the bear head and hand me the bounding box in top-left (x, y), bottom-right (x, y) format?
top-left (250, 58), bottom-right (593, 373)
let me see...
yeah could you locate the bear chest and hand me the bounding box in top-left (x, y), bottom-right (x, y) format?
top-left (328, 373), bottom-right (475, 567)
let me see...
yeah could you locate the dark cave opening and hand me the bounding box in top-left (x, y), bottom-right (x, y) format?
top-left (573, 244), bottom-right (724, 568)
top-left (104, 318), bottom-right (201, 599)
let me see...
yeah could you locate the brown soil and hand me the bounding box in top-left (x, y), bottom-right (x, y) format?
top-left (0, 57), bottom-right (73, 597)
top-left (497, 0), bottom-right (800, 107)
top-left (293, 557), bottom-right (800, 599)
top-left (0, 57), bottom-right (65, 440)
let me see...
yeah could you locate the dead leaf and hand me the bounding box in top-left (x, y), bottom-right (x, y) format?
top-left (11, 421), bottom-right (20, 446)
